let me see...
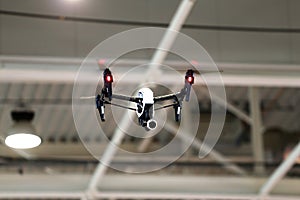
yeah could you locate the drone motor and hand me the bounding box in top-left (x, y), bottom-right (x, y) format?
top-left (103, 68), bottom-right (113, 101)
top-left (184, 69), bottom-right (195, 102)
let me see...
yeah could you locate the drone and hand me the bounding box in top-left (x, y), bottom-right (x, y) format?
top-left (95, 68), bottom-right (195, 131)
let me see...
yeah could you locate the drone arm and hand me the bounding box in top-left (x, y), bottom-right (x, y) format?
top-left (153, 70), bottom-right (194, 103)
top-left (96, 94), bottom-right (137, 121)
top-left (154, 92), bottom-right (182, 122)
top-left (154, 92), bottom-right (181, 103)
top-left (154, 103), bottom-right (178, 111)
top-left (153, 70), bottom-right (194, 122)
top-left (111, 94), bottom-right (141, 103)
top-left (104, 101), bottom-right (136, 111)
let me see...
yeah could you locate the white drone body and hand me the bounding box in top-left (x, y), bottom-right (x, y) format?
top-left (136, 88), bottom-right (156, 130)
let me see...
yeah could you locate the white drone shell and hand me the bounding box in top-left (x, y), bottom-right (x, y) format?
top-left (136, 88), bottom-right (154, 118)
top-left (137, 88), bottom-right (154, 104)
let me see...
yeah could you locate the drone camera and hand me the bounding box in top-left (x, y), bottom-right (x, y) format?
top-left (146, 119), bottom-right (157, 131)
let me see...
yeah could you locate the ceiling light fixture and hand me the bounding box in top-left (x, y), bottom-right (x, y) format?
top-left (5, 110), bottom-right (41, 149)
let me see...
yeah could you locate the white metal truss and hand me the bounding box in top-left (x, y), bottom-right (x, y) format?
top-left (249, 87), bottom-right (265, 174)
top-left (0, 174), bottom-right (299, 199)
top-left (260, 142), bottom-right (300, 198)
top-left (1, 63), bottom-right (300, 87)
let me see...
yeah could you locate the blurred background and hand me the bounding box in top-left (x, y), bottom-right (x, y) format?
top-left (0, 0), bottom-right (299, 199)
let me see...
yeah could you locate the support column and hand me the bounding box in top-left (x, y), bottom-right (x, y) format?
top-left (249, 87), bottom-right (265, 174)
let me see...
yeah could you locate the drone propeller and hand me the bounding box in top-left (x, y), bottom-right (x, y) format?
top-left (97, 58), bottom-right (110, 69)
top-left (193, 69), bottom-right (223, 74)
top-left (80, 96), bottom-right (96, 100)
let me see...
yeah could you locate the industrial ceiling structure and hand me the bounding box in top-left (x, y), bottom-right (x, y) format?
top-left (0, 0), bottom-right (300, 200)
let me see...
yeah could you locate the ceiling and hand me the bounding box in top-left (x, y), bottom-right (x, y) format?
top-left (0, 0), bottom-right (299, 199)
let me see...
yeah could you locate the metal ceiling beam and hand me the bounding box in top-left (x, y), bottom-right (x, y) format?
top-left (1, 192), bottom-right (300, 200)
top-left (0, 142), bottom-right (251, 162)
top-left (146, 0), bottom-right (197, 75)
top-left (0, 174), bottom-right (300, 199)
top-left (2, 55), bottom-right (300, 73)
top-left (259, 142), bottom-right (300, 198)
top-left (2, 68), bottom-right (300, 87)
top-left (249, 87), bottom-right (265, 175)
top-left (0, 55), bottom-right (85, 65)
top-left (92, 193), bottom-right (300, 200)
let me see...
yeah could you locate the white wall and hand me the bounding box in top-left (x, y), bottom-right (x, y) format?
top-left (0, 0), bottom-right (299, 63)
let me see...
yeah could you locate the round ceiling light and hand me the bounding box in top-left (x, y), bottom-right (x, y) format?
top-left (5, 110), bottom-right (41, 149)
top-left (5, 133), bottom-right (41, 149)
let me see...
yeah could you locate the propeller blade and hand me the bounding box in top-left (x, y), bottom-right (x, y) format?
top-left (194, 69), bottom-right (223, 74)
top-left (80, 96), bottom-right (96, 100)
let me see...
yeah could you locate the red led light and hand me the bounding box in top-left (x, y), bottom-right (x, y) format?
top-left (106, 75), bottom-right (112, 82)
top-left (187, 76), bottom-right (193, 83)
